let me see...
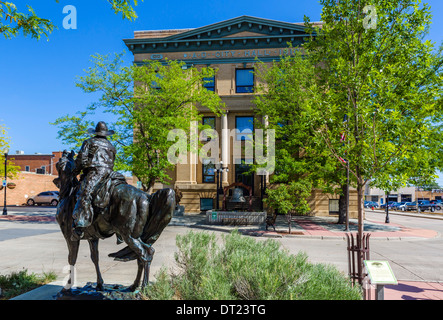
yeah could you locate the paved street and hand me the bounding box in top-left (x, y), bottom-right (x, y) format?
top-left (1, 206), bottom-right (443, 300)
top-left (364, 210), bottom-right (443, 282)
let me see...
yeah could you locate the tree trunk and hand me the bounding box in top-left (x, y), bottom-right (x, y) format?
top-left (287, 212), bottom-right (292, 234)
top-left (338, 184), bottom-right (347, 224)
top-left (357, 182), bottom-right (364, 243)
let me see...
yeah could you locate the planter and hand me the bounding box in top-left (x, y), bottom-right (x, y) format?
top-left (206, 210), bottom-right (266, 225)
top-left (7, 183), bottom-right (16, 190)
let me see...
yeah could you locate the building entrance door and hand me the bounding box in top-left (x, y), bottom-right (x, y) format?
top-left (235, 160), bottom-right (254, 196)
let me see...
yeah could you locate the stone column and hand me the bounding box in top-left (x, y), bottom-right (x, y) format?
top-left (262, 115), bottom-right (269, 184)
top-left (190, 120), bottom-right (198, 184)
top-left (221, 112), bottom-right (229, 184)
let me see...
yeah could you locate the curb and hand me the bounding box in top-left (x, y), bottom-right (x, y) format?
top-left (175, 223), bottom-right (437, 241)
top-left (10, 281), bottom-right (65, 300)
top-left (371, 210), bottom-right (443, 220)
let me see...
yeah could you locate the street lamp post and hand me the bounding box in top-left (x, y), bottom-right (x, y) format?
top-left (385, 191), bottom-right (390, 223)
top-left (216, 165), bottom-right (221, 210)
top-left (260, 173), bottom-right (267, 211)
top-left (215, 161), bottom-right (228, 210)
top-left (3, 148), bottom-right (9, 216)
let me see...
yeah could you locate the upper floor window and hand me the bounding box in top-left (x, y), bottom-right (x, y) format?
top-left (151, 73), bottom-right (163, 91)
top-left (203, 76), bottom-right (215, 92)
top-left (236, 116), bottom-right (254, 141)
top-left (236, 69), bottom-right (254, 93)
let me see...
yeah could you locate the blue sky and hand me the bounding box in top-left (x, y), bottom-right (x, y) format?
top-left (0, 0), bottom-right (442, 183)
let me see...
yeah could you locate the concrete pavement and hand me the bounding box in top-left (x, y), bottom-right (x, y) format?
top-left (1, 207), bottom-right (442, 300)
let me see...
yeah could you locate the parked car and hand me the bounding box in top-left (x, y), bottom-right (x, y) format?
top-left (364, 201), bottom-right (379, 209)
top-left (380, 201), bottom-right (396, 209)
top-left (391, 202), bottom-right (406, 210)
top-left (398, 202), bottom-right (409, 211)
top-left (430, 200), bottom-right (442, 210)
top-left (418, 200), bottom-right (437, 212)
top-left (27, 191), bottom-right (59, 206)
top-left (404, 201), bottom-right (437, 212)
top-left (403, 202), bottom-right (416, 211)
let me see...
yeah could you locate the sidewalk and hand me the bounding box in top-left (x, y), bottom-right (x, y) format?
top-left (4, 209), bottom-right (443, 300)
top-left (171, 211), bottom-right (440, 240)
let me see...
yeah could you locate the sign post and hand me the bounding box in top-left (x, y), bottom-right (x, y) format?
top-left (364, 260), bottom-right (397, 300)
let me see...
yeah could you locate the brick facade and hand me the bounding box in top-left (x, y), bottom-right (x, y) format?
top-left (1, 172), bottom-right (59, 206)
top-left (9, 151), bottom-right (63, 175)
top-left (1, 171), bottom-right (137, 207)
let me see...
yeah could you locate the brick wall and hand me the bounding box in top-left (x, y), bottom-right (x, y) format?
top-left (1, 172), bottom-right (59, 206)
top-left (1, 172), bottom-right (137, 207)
top-left (9, 151), bottom-right (63, 175)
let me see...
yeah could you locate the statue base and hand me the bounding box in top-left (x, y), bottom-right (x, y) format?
top-left (54, 282), bottom-right (142, 300)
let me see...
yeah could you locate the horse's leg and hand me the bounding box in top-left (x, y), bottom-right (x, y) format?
top-left (130, 258), bottom-right (144, 292)
top-left (88, 239), bottom-right (104, 291)
top-left (119, 234), bottom-right (148, 291)
top-left (63, 239), bottom-right (79, 292)
top-left (142, 246), bottom-right (155, 288)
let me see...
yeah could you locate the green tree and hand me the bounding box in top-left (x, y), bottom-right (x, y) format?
top-left (254, 0), bottom-right (443, 241)
top-left (0, 0), bottom-right (140, 39)
top-left (52, 52), bottom-right (225, 192)
top-left (0, 123), bottom-right (20, 179)
top-left (302, 0), bottom-right (443, 239)
top-left (254, 50), bottom-right (348, 225)
top-left (264, 181), bottom-right (312, 233)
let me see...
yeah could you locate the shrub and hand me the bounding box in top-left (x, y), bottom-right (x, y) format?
top-left (142, 230), bottom-right (362, 300)
top-left (0, 269), bottom-right (57, 300)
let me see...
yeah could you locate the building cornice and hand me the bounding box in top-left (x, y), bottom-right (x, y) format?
top-left (123, 15), bottom-right (316, 59)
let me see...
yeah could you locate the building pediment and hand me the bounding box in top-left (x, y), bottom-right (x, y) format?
top-left (163, 16), bottom-right (309, 41)
top-left (124, 15), bottom-right (314, 58)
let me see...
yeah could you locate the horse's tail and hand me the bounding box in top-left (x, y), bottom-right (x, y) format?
top-left (109, 188), bottom-right (175, 261)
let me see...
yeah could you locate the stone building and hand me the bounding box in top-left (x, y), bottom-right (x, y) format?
top-left (123, 16), bottom-right (359, 218)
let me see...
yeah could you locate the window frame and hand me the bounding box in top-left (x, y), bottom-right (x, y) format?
top-left (329, 199), bottom-right (340, 215)
top-left (202, 158), bottom-right (216, 183)
top-left (235, 68), bottom-right (254, 93)
top-left (202, 116), bottom-right (216, 130)
top-left (200, 198), bottom-right (214, 211)
top-left (202, 116), bottom-right (216, 142)
top-left (235, 116), bottom-right (254, 141)
top-left (151, 72), bottom-right (163, 91)
top-left (203, 75), bottom-right (215, 92)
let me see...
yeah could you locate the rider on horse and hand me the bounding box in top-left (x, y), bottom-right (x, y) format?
top-left (72, 121), bottom-right (116, 233)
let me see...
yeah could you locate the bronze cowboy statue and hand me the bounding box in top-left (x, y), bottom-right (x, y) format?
top-left (72, 121), bottom-right (117, 238)
top-left (54, 121), bottom-right (174, 292)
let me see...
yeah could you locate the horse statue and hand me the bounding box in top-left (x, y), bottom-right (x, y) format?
top-left (53, 150), bottom-right (174, 292)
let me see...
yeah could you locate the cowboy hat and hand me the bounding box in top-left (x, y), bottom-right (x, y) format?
top-left (88, 121), bottom-right (115, 137)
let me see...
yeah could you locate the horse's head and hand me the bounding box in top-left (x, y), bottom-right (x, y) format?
top-left (56, 150), bottom-right (76, 175)
top-left (54, 150), bottom-right (77, 194)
